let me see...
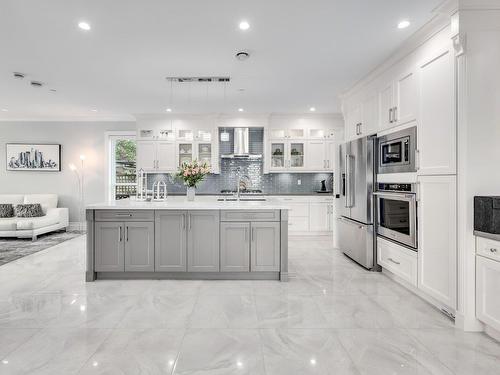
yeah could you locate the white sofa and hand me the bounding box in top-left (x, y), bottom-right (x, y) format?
top-left (0, 194), bottom-right (69, 241)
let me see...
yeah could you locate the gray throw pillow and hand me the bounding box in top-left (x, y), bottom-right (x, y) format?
top-left (0, 204), bottom-right (14, 218)
top-left (15, 204), bottom-right (44, 218)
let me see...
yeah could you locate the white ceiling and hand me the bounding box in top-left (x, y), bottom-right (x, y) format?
top-left (0, 0), bottom-right (444, 120)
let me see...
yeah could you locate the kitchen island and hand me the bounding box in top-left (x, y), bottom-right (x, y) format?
top-left (85, 197), bottom-right (289, 282)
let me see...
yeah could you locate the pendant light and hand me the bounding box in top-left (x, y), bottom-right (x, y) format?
top-left (220, 80), bottom-right (230, 142)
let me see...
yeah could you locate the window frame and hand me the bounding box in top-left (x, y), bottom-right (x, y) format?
top-left (105, 131), bottom-right (137, 201)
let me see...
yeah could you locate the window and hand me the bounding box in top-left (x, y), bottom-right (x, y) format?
top-left (108, 134), bottom-right (137, 200)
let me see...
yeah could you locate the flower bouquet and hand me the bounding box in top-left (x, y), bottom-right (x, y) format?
top-left (175, 160), bottom-right (210, 201)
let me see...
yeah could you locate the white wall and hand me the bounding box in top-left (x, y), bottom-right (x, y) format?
top-left (0, 121), bottom-right (135, 222)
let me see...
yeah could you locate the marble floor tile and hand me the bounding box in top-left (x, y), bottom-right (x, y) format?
top-left (260, 328), bottom-right (360, 374)
top-left (408, 328), bottom-right (500, 375)
top-left (1, 234), bottom-right (500, 375)
top-left (0, 328), bottom-right (40, 359)
top-left (174, 329), bottom-right (266, 375)
top-left (313, 294), bottom-right (396, 328)
top-left (255, 294), bottom-right (329, 328)
top-left (0, 327), bottom-right (111, 375)
top-left (118, 294), bottom-right (197, 329)
top-left (336, 328), bottom-right (455, 375)
top-left (189, 294), bottom-right (258, 328)
top-left (78, 328), bottom-right (185, 375)
top-left (372, 294), bottom-right (455, 329)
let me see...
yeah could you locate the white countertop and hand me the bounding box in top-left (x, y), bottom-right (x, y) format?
top-left (87, 196), bottom-right (290, 210)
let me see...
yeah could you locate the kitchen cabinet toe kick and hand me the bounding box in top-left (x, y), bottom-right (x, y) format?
top-left (86, 208), bottom-right (289, 282)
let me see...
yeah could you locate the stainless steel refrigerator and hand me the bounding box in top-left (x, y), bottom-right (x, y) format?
top-left (338, 136), bottom-right (377, 270)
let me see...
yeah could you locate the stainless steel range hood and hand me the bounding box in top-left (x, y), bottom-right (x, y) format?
top-left (221, 128), bottom-right (262, 159)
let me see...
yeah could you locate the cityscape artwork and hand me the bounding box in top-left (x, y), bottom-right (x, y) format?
top-left (6, 144), bottom-right (61, 171)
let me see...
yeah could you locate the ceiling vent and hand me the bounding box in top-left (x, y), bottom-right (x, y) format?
top-left (235, 51), bottom-right (250, 61)
top-left (165, 76), bottom-right (230, 83)
top-left (30, 80), bottom-right (43, 87)
top-left (13, 72), bottom-right (25, 79)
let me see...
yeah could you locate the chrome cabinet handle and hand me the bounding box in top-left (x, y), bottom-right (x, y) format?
top-left (115, 213), bottom-right (133, 217)
top-left (182, 214), bottom-right (185, 229)
top-left (389, 108), bottom-right (393, 123)
top-left (393, 107), bottom-right (398, 122)
top-left (119, 226), bottom-right (122, 242)
top-left (126, 226), bottom-right (129, 242)
top-left (188, 214), bottom-right (191, 231)
top-left (245, 228), bottom-right (248, 242)
top-left (388, 257), bottom-right (401, 265)
top-left (490, 248), bottom-right (498, 253)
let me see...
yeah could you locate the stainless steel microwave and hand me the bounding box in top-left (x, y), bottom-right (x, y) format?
top-left (377, 126), bottom-right (417, 174)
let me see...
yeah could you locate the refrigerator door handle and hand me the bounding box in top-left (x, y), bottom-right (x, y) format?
top-left (345, 154), bottom-right (355, 208)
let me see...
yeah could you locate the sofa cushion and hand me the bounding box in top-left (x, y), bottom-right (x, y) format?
top-left (0, 194), bottom-right (25, 206)
top-left (24, 194), bottom-right (58, 214)
top-left (0, 218), bottom-right (17, 231)
top-left (15, 204), bottom-right (44, 218)
top-left (16, 215), bottom-right (60, 230)
top-left (0, 204), bottom-right (14, 218)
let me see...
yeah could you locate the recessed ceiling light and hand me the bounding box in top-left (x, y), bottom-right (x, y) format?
top-left (238, 108), bottom-right (244, 112)
top-left (166, 108), bottom-right (172, 112)
top-left (1, 108), bottom-right (8, 112)
top-left (309, 107), bottom-right (316, 112)
top-left (78, 21), bottom-right (91, 31)
top-left (239, 21), bottom-right (250, 30)
top-left (91, 109), bottom-right (98, 112)
top-left (398, 20), bottom-right (410, 29)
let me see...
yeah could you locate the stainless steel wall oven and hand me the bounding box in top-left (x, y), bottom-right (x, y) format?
top-left (374, 183), bottom-right (417, 249)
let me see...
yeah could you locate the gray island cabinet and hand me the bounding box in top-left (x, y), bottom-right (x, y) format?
top-left (86, 201), bottom-right (288, 282)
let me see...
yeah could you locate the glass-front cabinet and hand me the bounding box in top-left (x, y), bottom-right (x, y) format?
top-left (177, 141), bottom-right (214, 169)
top-left (178, 143), bottom-right (193, 166)
top-left (269, 128), bottom-right (306, 139)
top-left (269, 140), bottom-right (306, 171)
top-left (198, 143), bottom-right (212, 166)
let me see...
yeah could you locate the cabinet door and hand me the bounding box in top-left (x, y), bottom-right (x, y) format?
top-left (417, 175), bottom-right (456, 309)
top-left (155, 211), bottom-right (187, 272)
top-left (270, 141), bottom-right (287, 171)
top-left (476, 256), bottom-right (500, 331)
top-left (288, 141), bottom-right (305, 170)
top-left (220, 222), bottom-right (250, 272)
top-left (250, 222), bottom-right (280, 272)
top-left (346, 104), bottom-right (362, 140)
top-left (187, 211), bottom-right (220, 272)
top-left (178, 143), bottom-right (193, 167)
top-left (378, 82), bottom-right (394, 130)
top-left (124, 222), bottom-right (154, 272)
top-left (394, 68), bottom-right (417, 125)
top-left (95, 222), bottom-right (124, 272)
top-left (418, 49), bottom-right (455, 175)
top-left (325, 141), bottom-right (336, 172)
top-left (307, 140), bottom-right (326, 170)
top-left (136, 141), bottom-right (157, 171)
top-left (361, 92), bottom-right (378, 136)
top-left (157, 141), bottom-right (176, 171)
top-left (197, 143), bottom-right (212, 167)
top-left (309, 203), bottom-right (330, 232)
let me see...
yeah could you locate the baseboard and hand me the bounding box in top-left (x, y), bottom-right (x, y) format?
top-left (484, 325), bottom-right (500, 343)
top-left (454, 312), bottom-right (484, 332)
top-left (69, 222), bottom-right (87, 232)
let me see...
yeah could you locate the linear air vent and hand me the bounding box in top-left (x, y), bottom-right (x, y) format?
top-left (165, 76), bottom-right (230, 83)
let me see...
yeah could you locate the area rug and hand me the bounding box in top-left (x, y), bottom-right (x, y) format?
top-left (0, 231), bottom-right (83, 266)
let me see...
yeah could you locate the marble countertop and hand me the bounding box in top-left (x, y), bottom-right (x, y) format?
top-left (87, 196), bottom-right (290, 210)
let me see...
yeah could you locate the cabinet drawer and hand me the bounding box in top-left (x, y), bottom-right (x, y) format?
top-left (377, 237), bottom-right (417, 286)
top-left (95, 210), bottom-right (154, 222)
top-left (288, 216), bottom-right (309, 232)
top-left (287, 203), bottom-right (309, 217)
top-left (476, 236), bottom-right (500, 262)
top-left (220, 210), bottom-right (280, 222)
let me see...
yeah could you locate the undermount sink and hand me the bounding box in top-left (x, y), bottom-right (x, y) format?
top-left (217, 198), bottom-right (267, 202)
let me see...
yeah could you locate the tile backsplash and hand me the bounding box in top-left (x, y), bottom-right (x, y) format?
top-left (148, 161), bottom-right (333, 194)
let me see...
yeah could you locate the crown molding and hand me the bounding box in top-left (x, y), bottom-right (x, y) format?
top-left (459, 0), bottom-right (500, 10)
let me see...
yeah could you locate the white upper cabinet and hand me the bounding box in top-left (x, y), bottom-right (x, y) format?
top-left (378, 63), bottom-right (418, 131)
top-left (156, 141), bottom-right (176, 171)
top-left (269, 140), bottom-right (306, 172)
top-left (417, 48), bottom-right (455, 175)
top-left (360, 91), bottom-right (378, 136)
top-left (307, 140), bottom-right (328, 171)
top-left (137, 140), bottom-right (176, 172)
top-left (137, 141), bottom-right (157, 172)
top-left (269, 128), bottom-right (306, 139)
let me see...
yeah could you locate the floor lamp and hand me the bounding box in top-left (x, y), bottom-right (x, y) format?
top-left (69, 154), bottom-right (85, 232)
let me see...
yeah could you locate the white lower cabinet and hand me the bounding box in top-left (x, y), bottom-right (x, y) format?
top-left (417, 175), bottom-right (457, 309)
top-left (275, 196), bottom-right (333, 234)
top-left (309, 202), bottom-right (330, 232)
top-left (377, 237), bottom-right (417, 286)
top-left (476, 254), bottom-right (500, 332)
